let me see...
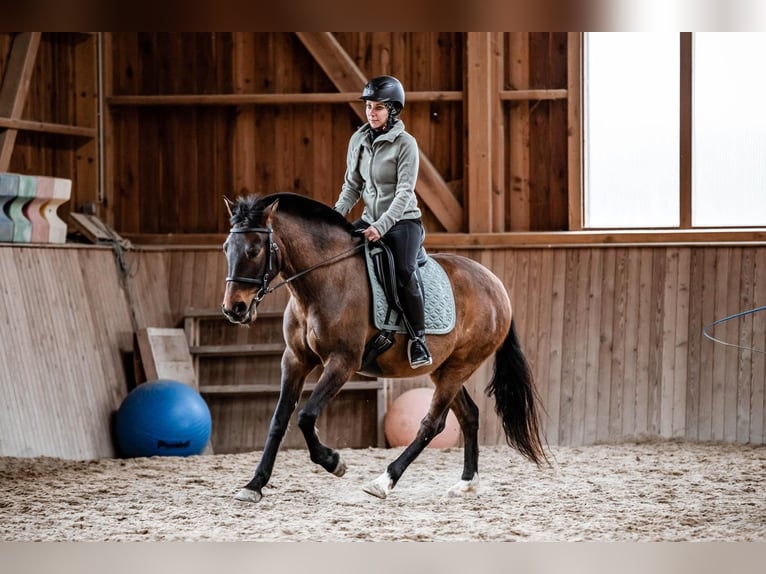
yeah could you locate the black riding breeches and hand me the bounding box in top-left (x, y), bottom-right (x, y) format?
top-left (354, 218), bottom-right (424, 285)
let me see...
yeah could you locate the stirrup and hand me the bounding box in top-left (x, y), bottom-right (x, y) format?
top-left (408, 338), bottom-right (432, 368)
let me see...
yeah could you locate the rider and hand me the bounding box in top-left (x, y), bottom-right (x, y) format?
top-left (333, 75), bottom-right (432, 369)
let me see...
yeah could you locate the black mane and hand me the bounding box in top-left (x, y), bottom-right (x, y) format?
top-left (229, 192), bottom-right (356, 234)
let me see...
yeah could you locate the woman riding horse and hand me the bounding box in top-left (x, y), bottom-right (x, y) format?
top-left (334, 75), bottom-right (431, 369)
top-left (222, 192), bottom-right (548, 503)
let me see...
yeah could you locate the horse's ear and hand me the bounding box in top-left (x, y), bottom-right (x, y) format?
top-left (264, 199), bottom-right (280, 224)
top-left (223, 196), bottom-right (235, 217)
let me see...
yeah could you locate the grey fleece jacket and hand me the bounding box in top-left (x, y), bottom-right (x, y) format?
top-left (334, 120), bottom-right (421, 237)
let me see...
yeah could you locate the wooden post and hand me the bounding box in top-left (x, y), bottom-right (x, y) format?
top-left (74, 33), bottom-right (99, 218)
top-left (465, 32), bottom-right (493, 233)
top-left (100, 32), bottom-right (115, 224)
top-left (509, 33), bottom-right (531, 231)
top-left (567, 33), bottom-right (583, 231)
top-left (679, 33), bottom-right (693, 229)
top-left (491, 33), bottom-right (506, 232)
top-left (232, 33), bottom-right (258, 196)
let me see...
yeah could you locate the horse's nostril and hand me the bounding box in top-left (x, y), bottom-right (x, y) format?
top-left (233, 301), bottom-right (247, 316)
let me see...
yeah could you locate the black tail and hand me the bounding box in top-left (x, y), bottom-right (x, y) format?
top-left (486, 319), bottom-right (549, 466)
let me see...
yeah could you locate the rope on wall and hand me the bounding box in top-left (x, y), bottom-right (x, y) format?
top-left (702, 305), bottom-right (766, 354)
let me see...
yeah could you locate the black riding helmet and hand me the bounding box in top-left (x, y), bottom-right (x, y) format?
top-left (360, 75), bottom-right (405, 115)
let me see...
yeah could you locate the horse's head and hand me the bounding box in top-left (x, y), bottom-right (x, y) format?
top-left (221, 196), bottom-right (279, 324)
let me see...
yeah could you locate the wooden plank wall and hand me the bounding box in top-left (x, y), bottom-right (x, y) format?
top-left (106, 33), bottom-right (567, 236)
top-left (0, 245), bottom-right (132, 459)
top-left (482, 245), bottom-right (766, 447)
top-left (126, 244), bottom-right (766, 449)
top-left (2, 243), bottom-right (764, 458)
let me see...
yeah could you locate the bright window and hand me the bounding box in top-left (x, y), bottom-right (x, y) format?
top-left (584, 32), bottom-right (766, 229)
top-left (693, 33), bottom-right (766, 227)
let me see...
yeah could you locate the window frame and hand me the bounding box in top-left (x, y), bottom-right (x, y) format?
top-left (570, 32), bottom-right (766, 238)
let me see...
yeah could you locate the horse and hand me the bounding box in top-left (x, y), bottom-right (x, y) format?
top-left (221, 192), bottom-right (548, 503)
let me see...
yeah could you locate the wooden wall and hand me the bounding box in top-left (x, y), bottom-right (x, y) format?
top-left (3, 33), bottom-right (765, 459)
top-left (129, 243), bottom-right (766, 450)
top-left (2, 243), bottom-right (764, 459)
top-left (104, 32), bottom-right (569, 237)
top-left (0, 245), bottom-right (132, 459)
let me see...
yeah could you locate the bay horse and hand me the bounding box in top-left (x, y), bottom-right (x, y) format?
top-left (221, 192), bottom-right (547, 503)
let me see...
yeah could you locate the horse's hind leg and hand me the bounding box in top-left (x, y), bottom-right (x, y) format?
top-left (445, 386), bottom-right (480, 496)
top-left (363, 374), bottom-right (465, 499)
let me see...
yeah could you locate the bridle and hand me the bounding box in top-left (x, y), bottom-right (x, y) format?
top-left (225, 224), bottom-right (364, 308)
top-left (225, 225), bottom-right (279, 306)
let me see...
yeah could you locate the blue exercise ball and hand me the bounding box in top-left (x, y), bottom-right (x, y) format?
top-left (115, 379), bottom-right (212, 458)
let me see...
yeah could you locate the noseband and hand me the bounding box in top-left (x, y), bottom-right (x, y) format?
top-left (225, 225), bottom-right (279, 306)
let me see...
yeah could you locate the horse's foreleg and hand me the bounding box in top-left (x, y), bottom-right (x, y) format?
top-left (235, 350), bottom-right (313, 503)
top-left (297, 359), bottom-right (354, 477)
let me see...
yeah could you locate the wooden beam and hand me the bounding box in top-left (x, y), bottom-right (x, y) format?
top-left (294, 32), bottom-right (464, 232)
top-left (0, 117), bottom-right (96, 137)
top-left (0, 32), bottom-right (42, 171)
top-left (500, 89), bottom-right (568, 100)
top-left (199, 380), bottom-right (383, 395)
top-left (466, 32), bottom-right (493, 233)
top-left (425, 229), bottom-right (766, 249)
top-left (107, 89), bottom-right (567, 107)
top-left (107, 91), bottom-right (464, 106)
top-left (118, 228), bottom-right (766, 249)
top-left (567, 33), bottom-right (583, 231)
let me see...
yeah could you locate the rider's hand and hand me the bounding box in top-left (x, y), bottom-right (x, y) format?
top-left (363, 226), bottom-right (381, 242)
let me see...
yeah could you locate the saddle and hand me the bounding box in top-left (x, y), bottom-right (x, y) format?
top-left (360, 240), bottom-right (455, 372)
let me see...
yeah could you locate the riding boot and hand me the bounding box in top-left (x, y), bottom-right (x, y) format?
top-left (399, 271), bottom-right (432, 368)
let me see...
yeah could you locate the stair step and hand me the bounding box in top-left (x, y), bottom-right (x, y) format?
top-left (184, 308), bottom-right (283, 320)
top-left (199, 380), bottom-right (384, 395)
top-left (189, 343), bottom-right (285, 357)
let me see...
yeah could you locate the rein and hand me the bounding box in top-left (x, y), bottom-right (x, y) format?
top-left (226, 224), bottom-right (364, 307)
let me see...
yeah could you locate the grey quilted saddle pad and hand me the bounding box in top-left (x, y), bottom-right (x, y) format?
top-left (364, 242), bottom-right (456, 335)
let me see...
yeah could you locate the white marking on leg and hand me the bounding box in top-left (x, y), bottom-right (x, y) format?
top-left (362, 471), bottom-right (393, 499)
top-left (234, 488), bottom-right (263, 503)
top-left (446, 473), bottom-right (480, 497)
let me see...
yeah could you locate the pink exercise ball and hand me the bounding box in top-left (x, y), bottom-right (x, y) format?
top-left (385, 387), bottom-right (461, 448)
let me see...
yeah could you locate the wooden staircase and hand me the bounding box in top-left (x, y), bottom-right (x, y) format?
top-left (181, 308), bottom-right (387, 451)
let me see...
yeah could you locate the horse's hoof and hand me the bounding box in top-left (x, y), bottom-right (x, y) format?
top-left (446, 474), bottom-right (480, 497)
top-left (234, 487), bottom-right (263, 503)
top-left (362, 472), bottom-right (393, 499)
top-left (332, 455), bottom-right (347, 477)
